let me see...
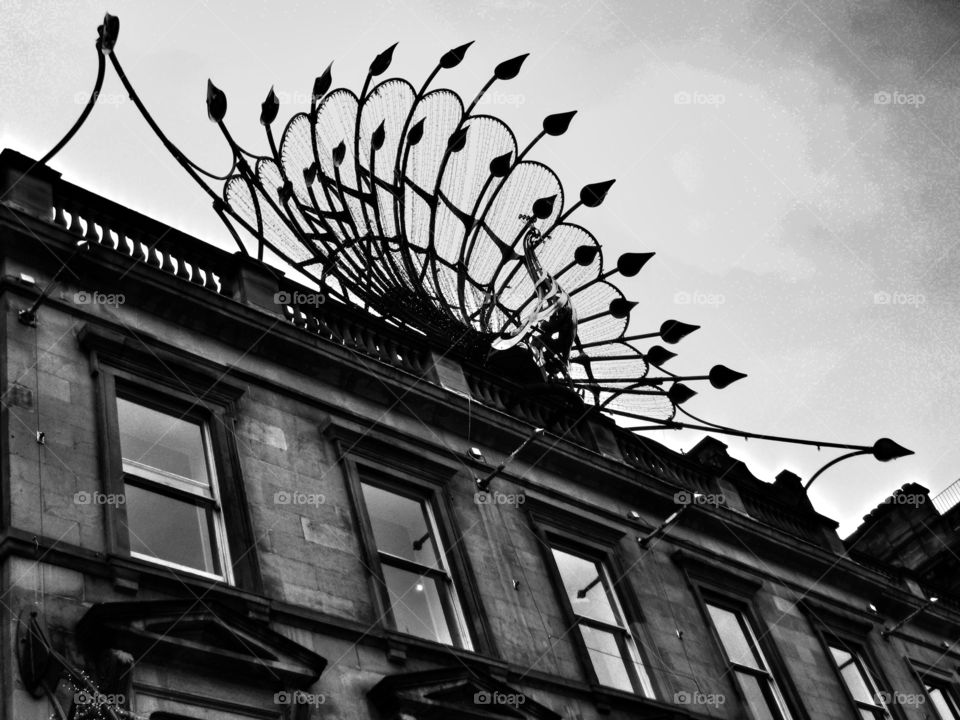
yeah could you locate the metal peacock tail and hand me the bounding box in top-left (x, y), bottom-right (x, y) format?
top-left (200, 41), bottom-right (699, 423)
top-left (29, 15), bottom-right (916, 469)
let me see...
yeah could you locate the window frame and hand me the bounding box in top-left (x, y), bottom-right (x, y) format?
top-left (356, 471), bottom-right (473, 650)
top-left (331, 429), bottom-right (493, 658)
top-left (82, 324), bottom-right (261, 592)
top-left (527, 501), bottom-right (658, 699)
top-left (908, 660), bottom-right (960, 720)
top-left (547, 539), bottom-right (655, 697)
top-left (113, 382), bottom-right (233, 582)
top-left (800, 600), bottom-right (902, 720)
top-left (675, 550), bottom-right (809, 720)
top-left (701, 594), bottom-right (795, 720)
top-left (823, 636), bottom-right (890, 719)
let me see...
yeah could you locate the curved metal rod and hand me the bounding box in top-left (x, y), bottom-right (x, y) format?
top-left (626, 405), bottom-right (877, 452)
top-left (38, 41), bottom-right (106, 166)
top-left (107, 51), bottom-right (251, 255)
top-left (803, 449), bottom-right (869, 491)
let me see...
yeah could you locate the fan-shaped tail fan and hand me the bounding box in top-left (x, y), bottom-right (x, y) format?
top-left (36, 17), bottom-right (912, 472)
top-left (199, 43), bottom-right (698, 422)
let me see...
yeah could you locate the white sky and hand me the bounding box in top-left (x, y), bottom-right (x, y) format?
top-left (2, 0), bottom-right (959, 537)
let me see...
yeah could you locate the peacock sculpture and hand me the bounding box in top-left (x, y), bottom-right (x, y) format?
top-left (31, 14), bottom-right (913, 468)
top-left (199, 38), bottom-right (732, 426)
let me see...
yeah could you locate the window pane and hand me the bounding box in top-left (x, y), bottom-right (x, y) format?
top-left (118, 398), bottom-right (209, 483)
top-left (929, 686), bottom-right (960, 720)
top-left (736, 671), bottom-right (777, 720)
top-left (362, 484), bottom-right (439, 566)
top-left (382, 564), bottom-right (452, 645)
top-left (125, 483), bottom-right (216, 574)
top-left (552, 548), bottom-right (618, 626)
top-left (622, 631), bottom-right (656, 698)
top-left (707, 604), bottom-right (760, 669)
top-left (829, 646), bottom-right (875, 704)
top-left (580, 625), bottom-right (632, 692)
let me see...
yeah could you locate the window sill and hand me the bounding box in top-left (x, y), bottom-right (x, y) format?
top-left (106, 554), bottom-right (269, 619)
top-left (381, 628), bottom-right (507, 673)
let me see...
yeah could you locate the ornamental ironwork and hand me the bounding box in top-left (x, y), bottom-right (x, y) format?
top-left (31, 14), bottom-right (912, 468)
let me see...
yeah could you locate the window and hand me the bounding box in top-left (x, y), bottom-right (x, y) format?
top-left (117, 396), bottom-right (231, 581)
top-left (925, 680), bottom-right (960, 720)
top-left (550, 546), bottom-right (654, 696)
top-left (359, 480), bottom-right (473, 649)
top-left (827, 643), bottom-right (888, 719)
top-left (705, 602), bottom-right (794, 720)
top-left (81, 324), bottom-right (261, 591)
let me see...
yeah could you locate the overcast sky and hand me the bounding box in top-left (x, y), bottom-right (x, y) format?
top-left (3, 0), bottom-right (959, 536)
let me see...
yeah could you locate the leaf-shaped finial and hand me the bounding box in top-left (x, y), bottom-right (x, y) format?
top-left (489, 151), bottom-right (513, 177)
top-left (609, 298), bottom-right (637, 318)
top-left (372, 121), bottom-right (386, 151)
top-left (260, 87), bottom-right (279, 126)
top-left (617, 252), bottom-right (654, 277)
top-left (574, 245), bottom-right (600, 266)
top-left (407, 118), bottom-right (426, 146)
top-left (206, 80), bottom-right (227, 122)
top-left (709, 364), bottom-right (747, 389)
top-left (872, 438), bottom-right (914, 461)
top-left (313, 64), bottom-right (333, 104)
top-left (494, 53), bottom-right (529, 80)
top-left (660, 320), bottom-right (699, 344)
top-left (99, 13), bottom-right (120, 52)
top-left (440, 41), bottom-right (474, 69)
top-left (447, 126), bottom-right (469, 153)
top-left (332, 141), bottom-right (346, 167)
top-left (668, 383), bottom-right (697, 405)
top-left (644, 345), bottom-right (676, 367)
top-left (370, 43), bottom-right (398, 77)
top-left (580, 179), bottom-right (616, 208)
top-left (543, 111), bottom-right (577, 136)
top-left (278, 180), bottom-right (294, 204)
top-left (532, 195), bottom-right (557, 219)
top-left (303, 163), bottom-right (318, 185)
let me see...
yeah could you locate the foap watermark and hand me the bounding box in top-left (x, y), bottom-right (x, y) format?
top-left (272, 90), bottom-right (313, 106)
top-left (274, 690), bottom-right (326, 706)
top-left (874, 90), bottom-right (925, 107)
top-left (674, 691), bottom-right (726, 707)
top-left (874, 691), bottom-right (925, 708)
top-left (74, 290), bottom-right (125, 307)
top-left (274, 490), bottom-right (325, 506)
top-left (474, 691), bottom-right (526, 708)
top-left (674, 290), bottom-right (725, 308)
top-left (674, 490), bottom-right (724, 507)
top-left (474, 490), bottom-right (525, 506)
top-left (477, 91), bottom-right (526, 107)
top-left (274, 290), bottom-right (326, 307)
top-left (674, 90), bottom-right (726, 108)
top-left (75, 91), bottom-right (127, 107)
top-left (74, 691), bottom-right (126, 707)
top-left (873, 291), bottom-right (925, 307)
top-left (74, 491), bottom-right (125, 506)
top-left (883, 492), bottom-right (926, 508)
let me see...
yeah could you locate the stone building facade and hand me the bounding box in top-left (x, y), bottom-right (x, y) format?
top-left (1, 147), bottom-right (959, 720)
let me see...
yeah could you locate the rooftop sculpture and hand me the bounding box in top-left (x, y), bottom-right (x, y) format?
top-left (31, 14), bottom-right (912, 476)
